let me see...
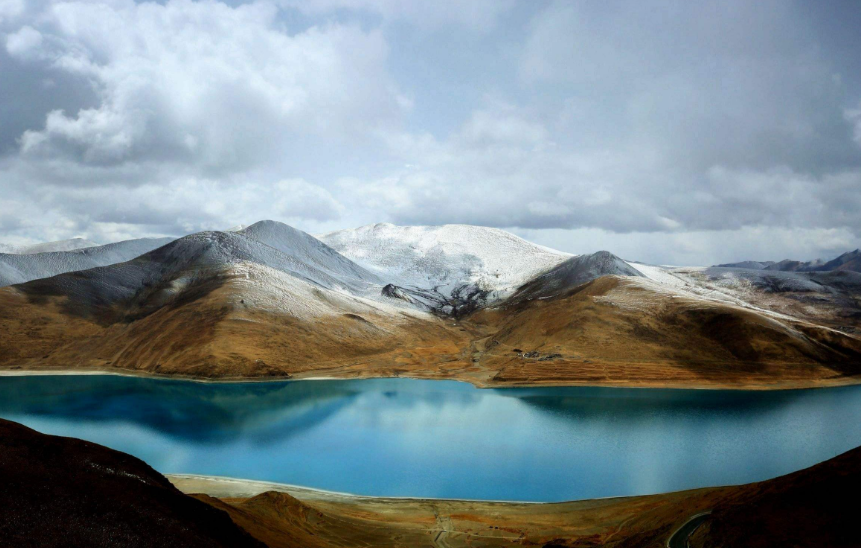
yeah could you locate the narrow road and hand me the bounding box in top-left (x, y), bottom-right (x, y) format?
top-left (667, 511), bottom-right (711, 548)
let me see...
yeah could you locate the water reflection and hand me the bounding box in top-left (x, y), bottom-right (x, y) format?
top-left (0, 375), bottom-right (860, 502)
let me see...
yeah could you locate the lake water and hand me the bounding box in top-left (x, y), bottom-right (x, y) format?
top-left (1, 375), bottom-right (860, 502)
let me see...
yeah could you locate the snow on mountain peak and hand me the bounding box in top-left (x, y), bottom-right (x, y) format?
top-left (319, 223), bottom-right (572, 299)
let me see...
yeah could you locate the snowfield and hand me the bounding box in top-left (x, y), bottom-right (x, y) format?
top-left (319, 223), bottom-right (571, 301)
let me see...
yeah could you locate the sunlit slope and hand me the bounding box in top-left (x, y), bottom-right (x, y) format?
top-left (470, 273), bottom-right (861, 387)
top-left (0, 227), bottom-right (468, 378)
top-left (1, 222), bottom-right (860, 387)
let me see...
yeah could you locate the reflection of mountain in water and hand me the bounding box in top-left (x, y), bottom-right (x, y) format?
top-left (0, 376), bottom-right (362, 443)
top-left (0, 376), bottom-right (487, 444)
top-left (491, 385), bottom-right (809, 425)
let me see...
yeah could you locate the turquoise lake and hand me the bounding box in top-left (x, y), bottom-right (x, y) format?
top-left (1, 375), bottom-right (860, 502)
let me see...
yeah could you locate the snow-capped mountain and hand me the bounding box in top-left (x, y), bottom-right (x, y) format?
top-left (512, 251), bottom-right (645, 302)
top-left (0, 237), bottom-right (175, 287)
top-left (17, 228), bottom-right (396, 319)
top-left (1, 220), bottom-right (860, 388)
top-left (320, 223), bottom-right (571, 313)
top-left (239, 221), bottom-right (382, 288)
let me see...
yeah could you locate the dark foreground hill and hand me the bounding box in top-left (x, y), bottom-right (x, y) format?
top-left (3, 417), bottom-right (858, 547)
top-left (0, 419), bottom-right (264, 548)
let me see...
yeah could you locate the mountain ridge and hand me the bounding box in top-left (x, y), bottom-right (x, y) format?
top-left (1, 220), bottom-right (860, 388)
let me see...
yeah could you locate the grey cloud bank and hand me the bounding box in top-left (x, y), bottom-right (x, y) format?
top-left (0, 0), bottom-right (860, 265)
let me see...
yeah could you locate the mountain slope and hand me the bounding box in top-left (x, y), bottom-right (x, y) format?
top-left (0, 224), bottom-right (469, 379)
top-left (714, 249), bottom-right (861, 274)
top-left (0, 419), bottom-right (264, 548)
top-left (0, 236), bottom-right (174, 287)
top-left (240, 220), bottom-right (383, 287)
top-left (469, 274), bottom-right (861, 387)
top-left (511, 251), bottom-right (644, 302)
top-left (0, 237), bottom-right (100, 254)
top-left (689, 444), bottom-right (861, 548)
top-left (818, 248), bottom-right (861, 272)
top-left (0, 221), bottom-right (860, 388)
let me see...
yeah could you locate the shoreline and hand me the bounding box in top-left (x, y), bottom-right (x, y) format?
top-left (2, 366), bottom-right (861, 391)
top-left (168, 474), bottom-right (543, 504)
top-left (167, 473), bottom-right (695, 506)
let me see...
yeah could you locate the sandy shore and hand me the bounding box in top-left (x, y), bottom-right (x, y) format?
top-left (167, 474), bottom-right (552, 504)
top-left (3, 365), bottom-right (861, 391)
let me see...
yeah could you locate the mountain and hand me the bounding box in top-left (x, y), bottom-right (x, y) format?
top-left (0, 237), bottom-right (100, 254)
top-left (1, 220), bottom-right (860, 388)
top-left (818, 248), bottom-right (861, 272)
top-left (715, 249), bottom-right (861, 274)
top-left (510, 251), bottom-right (644, 302)
top-left (0, 224), bottom-right (468, 378)
top-left (0, 419), bottom-right (263, 548)
top-left (0, 236), bottom-right (174, 287)
top-left (715, 260), bottom-right (775, 270)
top-left (239, 220), bottom-right (382, 287)
top-left (320, 223), bottom-right (570, 298)
top-left (764, 259), bottom-right (824, 272)
top-left (320, 222), bottom-right (570, 316)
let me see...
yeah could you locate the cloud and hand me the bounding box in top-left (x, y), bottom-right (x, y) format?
top-left (332, 0), bottom-right (861, 248)
top-left (1, 0), bottom-right (860, 266)
top-left (8, 0), bottom-right (404, 173)
top-left (280, 0), bottom-right (515, 32)
top-left (0, 0), bottom-right (24, 24)
top-left (5, 25), bottom-right (41, 57)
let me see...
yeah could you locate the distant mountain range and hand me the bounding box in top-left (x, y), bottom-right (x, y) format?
top-left (717, 249), bottom-right (861, 273)
top-left (0, 237), bottom-right (174, 286)
top-left (1, 221), bottom-right (860, 388)
top-left (0, 237), bottom-right (99, 255)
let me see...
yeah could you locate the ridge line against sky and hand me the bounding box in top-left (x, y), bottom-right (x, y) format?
top-left (1, 0), bottom-right (861, 265)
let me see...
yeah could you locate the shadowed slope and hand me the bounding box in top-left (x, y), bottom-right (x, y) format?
top-left (0, 419), bottom-right (264, 548)
top-left (0, 236), bottom-right (173, 287)
top-left (187, 445), bottom-right (861, 547)
top-left (689, 444), bottom-right (861, 548)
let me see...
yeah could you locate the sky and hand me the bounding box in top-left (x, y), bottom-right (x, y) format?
top-left (1, 0), bottom-right (861, 265)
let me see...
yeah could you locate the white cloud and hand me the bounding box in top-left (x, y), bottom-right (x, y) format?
top-left (13, 0), bottom-right (404, 171)
top-left (281, 0), bottom-right (514, 31)
top-left (5, 25), bottom-right (41, 58)
top-left (1, 0), bottom-right (860, 266)
top-left (0, 0), bottom-right (24, 24)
